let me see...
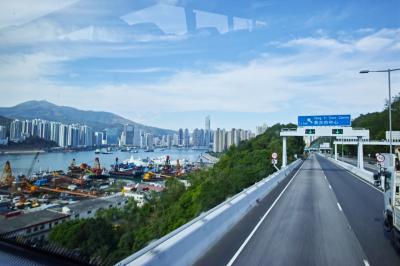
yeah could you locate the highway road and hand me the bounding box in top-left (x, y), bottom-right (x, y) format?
top-left (195, 154), bottom-right (400, 266)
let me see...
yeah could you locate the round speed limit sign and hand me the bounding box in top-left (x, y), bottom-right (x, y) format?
top-left (376, 154), bottom-right (385, 162)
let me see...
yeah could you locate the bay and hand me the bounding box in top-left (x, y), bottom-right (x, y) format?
top-left (0, 149), bottom-right (206, 176)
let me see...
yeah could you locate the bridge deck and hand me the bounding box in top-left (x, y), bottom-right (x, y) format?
top-left (196, 155), bottom-right (400, 266)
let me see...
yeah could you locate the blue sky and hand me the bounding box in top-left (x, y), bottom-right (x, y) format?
top-left (0, 0), bottom-right (399, 131)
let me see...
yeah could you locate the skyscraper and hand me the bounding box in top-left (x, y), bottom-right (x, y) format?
top-left (0, 126), bottom-right (6, 139)
top-left (145, 133), bottom-right (154, 150)
top-left (213, 128), bottom-right (220, 153)
top-left (133, 127), bottom-right (141, 147)
top-left (184, 128), bottom-right (190, 148)
top-left (178, 128), bottom-right (184, 146)
top-left (59, 124), bottom-right (68, 147)
top-left (205, 116), bottom-right (211, 148)
top-left (120, 124), bottom-right (134, 146)
top-left (205, 116), bottom-right (210, 131)
top-left (10, 119), bottom-right (22, 142)
top-left (50, 122), bottom-right (60, 144)
top-left (67, 125), bottom-right (79, 147)
top-left (94, 131), bottom-right (104, 146)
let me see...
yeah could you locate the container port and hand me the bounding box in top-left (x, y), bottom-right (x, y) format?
top-left (0, 153), bottom-right (205, 219)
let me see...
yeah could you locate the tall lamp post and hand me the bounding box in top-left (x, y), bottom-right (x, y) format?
top-left (360, 68), bottom-right (400, 155)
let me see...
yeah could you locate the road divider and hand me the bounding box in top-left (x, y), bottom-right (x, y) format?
top-left (116, 159), bottom-right (302, 266)
top-left (323, 155), bottom-right (375, 186)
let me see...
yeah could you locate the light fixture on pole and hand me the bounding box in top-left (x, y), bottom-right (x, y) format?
top-left (360, 68), bottom-right (400, 155)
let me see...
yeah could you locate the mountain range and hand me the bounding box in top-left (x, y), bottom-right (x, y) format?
top-left (0, 100), bottom-right (175, 140)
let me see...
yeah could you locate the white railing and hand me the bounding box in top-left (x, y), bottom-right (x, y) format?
top-left (116, 159), bottom-right (302, 266)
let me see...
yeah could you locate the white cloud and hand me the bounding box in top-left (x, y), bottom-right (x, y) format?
top-left (284, 37), bottom-right (353, 53)
top-left (96, 67), bottom-right (175, 74)
top-left (355, 29), bottom-right (400, 52)
top-left (0, 53), bottom-right (67, 81)
top-left (0, 28), bottom-right (399, 125)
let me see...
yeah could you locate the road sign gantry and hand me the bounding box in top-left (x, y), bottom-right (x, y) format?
top-left (280, 123), bottom-right (369, 169)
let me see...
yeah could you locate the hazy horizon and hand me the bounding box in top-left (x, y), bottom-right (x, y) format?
top-left (1, 0), bottom-right (399, 130)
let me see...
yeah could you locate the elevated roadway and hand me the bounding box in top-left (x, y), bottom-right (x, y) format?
top-left (196, 154), bottom-right (400, 266)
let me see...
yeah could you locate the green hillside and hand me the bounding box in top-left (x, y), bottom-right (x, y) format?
top-left (0, 100), bottom-right (175, 137)
top-left (49, 123), bottom-right (305, 265)
top-left (352, 95), bottom-right (400, 139)
top-left (338, 95), bottom-right (400, 155)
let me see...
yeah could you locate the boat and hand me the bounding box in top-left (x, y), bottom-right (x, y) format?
top-left (0, 195), bottom-right (11, 208)
top-left (95, 149), bottom-right (101, 154)
top-left (142, 172), bottom-right (164, 182)
top-left (109, 168), bottom-right (143, 179)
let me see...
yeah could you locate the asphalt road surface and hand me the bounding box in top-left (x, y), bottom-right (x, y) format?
top-left (196, 154), bottom-right (400, 266)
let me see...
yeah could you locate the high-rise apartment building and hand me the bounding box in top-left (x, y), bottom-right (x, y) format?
top-left (10, 119), bottom-right (23, 142)
top-left (178, 128), bottom-right (184, 146)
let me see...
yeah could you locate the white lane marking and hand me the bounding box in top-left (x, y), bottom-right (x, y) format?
top-left (324, 175), bottom-right (327, 180)
top-left (346, 171), bottom-right (383, 194)
top-left (226, 161), bottom-right (305, 266)
top-left (337, 202), bottom-right (343, 212)
top-left (329, 184), bottom-right (332, 190)
top-left (363, 259), bottom-right (370, 266)
top-left (319, 154), bottom-right (383, 194)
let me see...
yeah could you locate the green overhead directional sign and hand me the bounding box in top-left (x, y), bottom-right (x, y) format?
top-left (332, 128), bottom-right (343, 135)
top-left (305, 129), bottom-right (315, 134)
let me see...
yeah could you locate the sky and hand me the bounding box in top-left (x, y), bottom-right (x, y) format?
top-left (0, 0), bottom-right (399, 131)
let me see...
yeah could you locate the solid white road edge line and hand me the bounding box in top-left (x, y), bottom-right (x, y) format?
top-left (226, 161), bottom-right (304, 266)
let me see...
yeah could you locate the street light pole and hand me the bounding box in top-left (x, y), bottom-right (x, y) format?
top-left (388, 70), bottom-right (392, 154)
top-left (360, 68), bottom-right (400, 156)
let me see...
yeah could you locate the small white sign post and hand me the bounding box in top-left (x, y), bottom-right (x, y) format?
top-left (271, 152), bottom-right (279, 171)
top-left (376, 153), bottom-right (385, 190)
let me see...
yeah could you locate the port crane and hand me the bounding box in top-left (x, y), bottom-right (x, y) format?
top-left (26, 152), bottom-right (40, 179)
top-left (35, 186), bottom-right (98, 198)
top-left (1, 161), bottom-right (14, 187)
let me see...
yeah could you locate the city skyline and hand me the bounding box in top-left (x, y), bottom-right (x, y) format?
top-left (0, 1), bottom-right (399, 130)
top-left (2, 115), bottom-right (260, 149)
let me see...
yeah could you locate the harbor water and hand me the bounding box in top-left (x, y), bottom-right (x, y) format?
top-left (0, 149), bottom-right (206, 176)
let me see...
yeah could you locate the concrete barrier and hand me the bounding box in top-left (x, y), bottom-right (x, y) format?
top-left (116, 159), bottom-right (302, 266)
top-left (324, 155), bottom-right (375, 185)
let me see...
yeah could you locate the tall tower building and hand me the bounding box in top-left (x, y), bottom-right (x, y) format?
top-left (178, 128), bottom-right (184, 146)
top-left (205, 116), bottom-right (210, 131)
top-left (10, 119), bottom-right (23, 142)
top-left (0, 126), bottom-right (6, 140)
top-left (145, 133), bottom-right (154, 150)
top-left (121, 124), bottom-right (134, 146)
top-left (213, 128), bottom-right (220, 153)
top-left (59, 124), bottom-right (68, 147)
top-left (50, 122), bottom-right (60, 144)
top-left (184, 128), bottom-right (190, 148)
top-left (205, 116), bottom-right (211, 148)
